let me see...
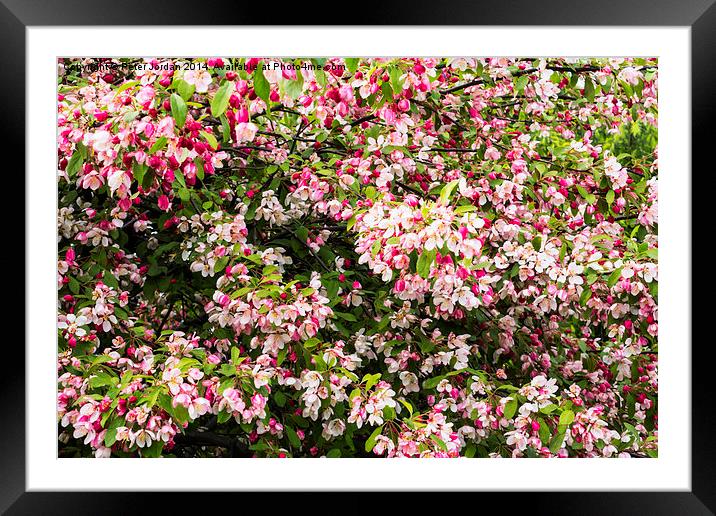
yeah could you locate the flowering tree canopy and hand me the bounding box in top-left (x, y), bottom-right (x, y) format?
top-left (57, 57), bottom-right (658, 458)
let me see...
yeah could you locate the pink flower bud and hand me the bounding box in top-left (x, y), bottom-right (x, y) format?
top-left (158, 195), bottom-right (171, 212)
top-left (237, 107), bottom-right (249, 124)
top-left (236, 80), bottom-right (249, 96)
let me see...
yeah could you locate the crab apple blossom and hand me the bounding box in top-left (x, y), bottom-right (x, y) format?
top-left (57, 56), bottom-right (657, 459)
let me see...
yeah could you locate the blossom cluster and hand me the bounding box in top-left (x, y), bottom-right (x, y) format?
top-left (57, 56), bottom-right (658, 458)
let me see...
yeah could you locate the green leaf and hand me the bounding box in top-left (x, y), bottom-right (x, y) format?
top-left (417, 338), bottom-right (436, 354)
top-left (454, 204), bottom-right (477, 214)
top-left (217, 376), bottom-right (235, 395)
top-left (383, 405), bottom-right (396, 421)
top-left (335, 311), bottom-right (357, 322)
top-left (579, 287), bottom-right (593, 306)
top-left (102, 273), bottom-right (119, 291)
top-left (540, 404), bottom-right (558, 415)
top-left (170, 93), bottom-right (188, 129)
top-left (244, 202), bottom-right (257, 221)
top-left (583, 76), bottom-right (595, 102)
top-left (559, 410), bottom-right (575, 426)
top-left (210, 81), bottom-right (233, 118)
top-left (285, 426), bottom-right (301, 449)
top-left (123, 110), bottom-right (139, 123)
top-left (390, 66), bottom-right (403, 95)
top-left (132, 161), bottom-right (148, 186)
top-left (200, 130), bottom-right (218, 150)
top-left (576, 185), bottom-right (596, 205)
top-left (274, 390), bottom-right (288, 407)
top-left (549, 426), bottom-right (567, 454)
top-left (141, 387), bottom-right (162, 409)
top-left (439, 179), bottom-right (460, 204)
top-left (303, 337), bottom-right (321, 350)
top-left (515, 75), bottom-right (529, 94)
top-left (89, 372), bottom-right (116, 388)
top-left (398, 398), bottom-right (414, 417)
top-left (148, 136), bottom-right (168, 154)
top-left (364, 425), bottom-right (384, 453)
top-left (195, 157), bottom-right (205, 181)
top-left (68, 276), bottom-right (80, 295)
top-left (380, 81), bottom-right (394, 103)
top-left (115, 80), bottom-right (139, 95)
top-left (141, 439), bottom-right (164, 458)
top-left (416, 248), bottom-right (435, 279)
top-left (104, 427), bottom-right (118, 447)
top-left (559, 242), bottom-right (568, 263)
top-left (364, 373), bottom-right (381, 391)
top-left (606, 189), bottom-right (615, 206)
top-left (114, 306), bottom-right (129, 322)
top-left (531, 236), bottom-right (542, 251)
top-left (344, 58), bottom-right (360, 74)
top-left (504, 398), bottom-right (518, 420)
top-left (284, 75), bottom-right (304, 100)
top-left (326, 448), bottom-right (342, 458)
top-left (90, 355), bottom-right (115, 367)
top-left (66, 150), bottom-right (83, 178)
top-left (253, 67), bottom-right (271, 104)
top-left (220, 114), bottom-right (231, 142)
top-left (314, 68), bottom-right (326, 87)
top-left (538, 418), bottom-right (551, 444)
top-left (423, 375), bottom-right (443, 390)
top-left (607, 268), bottom-right (623, 288)
top-left (175, 79), bottom-right (195, 101)
top-left (430, 434), bottom-right (448, 451)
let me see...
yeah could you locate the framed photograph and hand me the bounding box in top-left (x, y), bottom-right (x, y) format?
top-left (7, 0), bottom-right (710, 513)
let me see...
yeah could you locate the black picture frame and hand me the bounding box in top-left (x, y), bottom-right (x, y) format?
top-left (4, 1), bottom-right (709, 513)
